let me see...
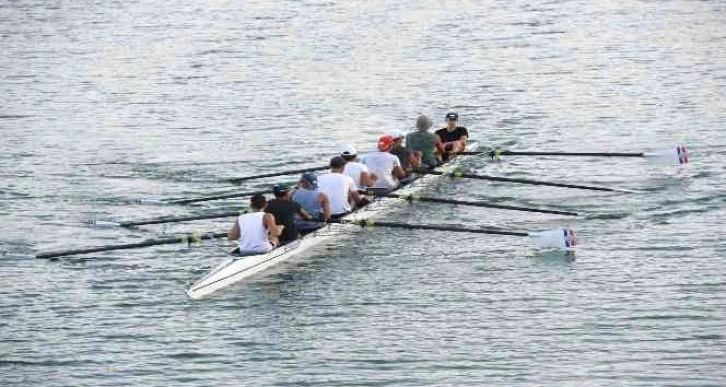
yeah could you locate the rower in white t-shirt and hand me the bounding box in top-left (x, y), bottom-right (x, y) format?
top-left (361, 135), bottom-right (407, 191)
top-left (316, 156), bottom-right (364, 217)
top-left (341, 144), bottom-right (377, 190)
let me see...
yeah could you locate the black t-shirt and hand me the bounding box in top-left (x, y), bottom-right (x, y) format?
top-left (265, 199), bottom-right (301, 242)
top-left (435, 126), bottom-right (468, 143)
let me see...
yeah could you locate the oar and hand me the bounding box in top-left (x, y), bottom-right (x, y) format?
top-left (473, 144), bottom-right (690, 164)
top-left (136, 189), bottom-right (271, 205)
top-left (373, 193), bottom-right (578, 216)
top-left (89, 209), bottom-right (246, 228)
top-left (417, 170), bottom-right (634, 193)
top-left (36, 231), bottom-right (228, 259)
top-left (226, 165), bottom-right (328, 185)
top-left (331, 219), bottom-right (576, 249)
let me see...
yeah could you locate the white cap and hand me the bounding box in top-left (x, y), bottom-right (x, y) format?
top-left (387, 129), bottom-right (404, 139)
top-left (340, 144), bottom-right (358, 156)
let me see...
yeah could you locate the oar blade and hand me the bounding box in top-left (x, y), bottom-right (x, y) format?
top-left (528, 227), bottom-right (577, 249)
top-left (643, 144), bottom-right (690, 165)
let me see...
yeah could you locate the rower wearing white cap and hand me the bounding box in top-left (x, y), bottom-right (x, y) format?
top-left (361, 135), bottom-right (407, 192)
top-left (341, 144), bottom-right (377, 189)
top-left (388, 129), bottom-right (422, 175)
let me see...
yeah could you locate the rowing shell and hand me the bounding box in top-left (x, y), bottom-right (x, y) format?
top-left (186, 142), bottom-right (480, 299)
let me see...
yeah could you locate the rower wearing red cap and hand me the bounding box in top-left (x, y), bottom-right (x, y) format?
top-left (361, 135), bottom-right (407, 193)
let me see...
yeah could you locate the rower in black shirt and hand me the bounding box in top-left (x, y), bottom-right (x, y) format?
top-left (265, 184), bottom-right (312, 244)
top-left (435, 112), bottom-right (468, 160)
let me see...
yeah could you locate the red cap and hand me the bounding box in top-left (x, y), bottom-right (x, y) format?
top-left (377, 135), bottom-right (394, 151)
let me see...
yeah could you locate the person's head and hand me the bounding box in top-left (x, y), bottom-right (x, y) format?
top-left (340, 144), bottom-right (358, 162)
top-left (445, 112), bottom-right (458, 130)
top-left (330, 156), bottom-right (346, 171)
top-left (272, 184), bottom-right (291, 199)
top-left (388, 130), bottom-right (404, 144)
top-left (416, 114), bottom-right (433, 132)
top-left (299, 172), bottom-right (318, 190)
top-left (250, 194), bottom-right (267, 210)
top-left (377, 135), bottom-right (394, 152)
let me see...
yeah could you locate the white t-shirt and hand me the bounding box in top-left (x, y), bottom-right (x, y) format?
top-left (317, 172), bottom-right (357, 215)
top-left (343, 161), bottom-right (369, 189)
top-left (361, 151), bottom-right (401, 189)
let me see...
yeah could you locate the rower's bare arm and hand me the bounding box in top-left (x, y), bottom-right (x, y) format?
top-left (460, 135), bottom-right (468, 147)
top-left (228, 221), bottom-right (240, 240)
top-left (319, 193), bottom-right (331, 222)
top-left (361, 172), bottom-right (376, 187)
top-left (298, 208), bottom-right (312, 221)
top-left (392, 165), bottom-right (406, 179)
top-left (434, 137), bottom-right (446, 154)
top-left (349, 189), bottom-right (362, 205)
top-left (409, 151), bottom-right (422, 169)
top-left (263, 213), bottom-right (283, 237)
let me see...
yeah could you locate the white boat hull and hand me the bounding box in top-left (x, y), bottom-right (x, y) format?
top-left (186, 142), bottom-right (479, 299)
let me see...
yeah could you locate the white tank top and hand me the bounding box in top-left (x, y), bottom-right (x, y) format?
top-left (237, 212), bottom-right (273, 253)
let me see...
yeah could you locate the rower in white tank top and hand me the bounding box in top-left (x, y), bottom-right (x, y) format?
top-left (236, 212), bottom-right (273, 253)
top-left (227, 194), bottom-right (283, 255)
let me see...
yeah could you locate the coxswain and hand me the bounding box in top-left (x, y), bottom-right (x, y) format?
top-left (228, 194), bottom-right (283, 254)
top-left (341, 144), bottom-right (377, 189)
top-left (265, 184), bottom-right (312, 244)
top-left (361, 135), bottom-right (406, 194)
top-left (405, 114), bottom-right (445, 169)
top-left (317, 156), bottom-right (363, 218)
top-left (435, 112), bottom-right (468, 159)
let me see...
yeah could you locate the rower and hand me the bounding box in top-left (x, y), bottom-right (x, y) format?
top-left (361, 135), bottom-right (406, 194)
top-left (406, 114), bottom-right (445, 169)
top-left (341, 144), bottom-right (377, 189)
top-left (435, 112), bottom-right (468, 159)
top-left (228, 194), bottom-right (283, 254)
top-left (317, 156), bottom-right (363, 218)
top-left (388, 129), bottom-right (422, 176)
top-left (292, 172), bottom-right (331, 231)
top-left (265, 184), bottom-right (312, 244)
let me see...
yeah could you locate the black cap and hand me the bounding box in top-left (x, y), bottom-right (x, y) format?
top-left (330, 156), bottom-right (346, 168)
top-left (272, 184), bottom-right (290, 196)
top-left (445, 112), bottom-right (458, 121)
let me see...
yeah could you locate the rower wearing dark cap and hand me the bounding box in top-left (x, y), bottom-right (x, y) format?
top-left (265, 184), bottom-right (312, 244)
top-left (292, 172), bottom-right (331, 223)
top-left (317, 156), bottom-right (363, 217)
top-left (435, 112), bottom-right (468, 159)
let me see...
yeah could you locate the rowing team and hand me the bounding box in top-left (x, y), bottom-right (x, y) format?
top-left (229, 112), bottom-right (470, 255)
